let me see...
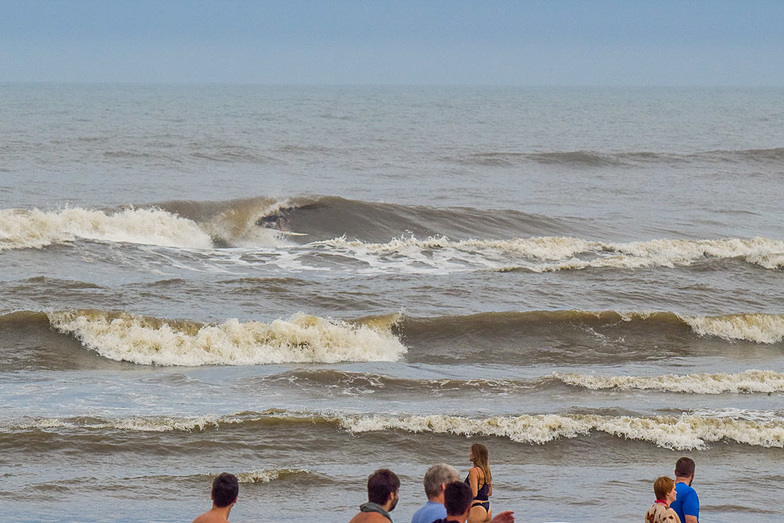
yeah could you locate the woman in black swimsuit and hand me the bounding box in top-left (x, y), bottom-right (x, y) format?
top-left (466, 443), bottom-right (493, 523)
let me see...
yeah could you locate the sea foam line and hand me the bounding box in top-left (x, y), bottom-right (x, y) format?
top-left (13, 411), bottom-right (784, 450)
top-left (47, 310), bottom-right (406, 366)
top-left (554, 370), bottom-right (784, 394)
top-left (319, 235), bottom-right (784, 271)
top-left (236, 468), bottom-right (313, 484)
top-left (337, 412), bottom-right (784, 450)
top-left (681, 313), bottom-right (784, 344)
top-left (0, 207), bottom-right (213, 250)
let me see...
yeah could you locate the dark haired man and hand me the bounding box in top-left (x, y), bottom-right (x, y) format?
top-left (192, 472), bottom-right (239, 523)
top-left (670, 457), bottom-right (699, 523)
top-left (431, 482), bottom-right (514, 523)
top-left (350, 468), bottom-right (401, 522)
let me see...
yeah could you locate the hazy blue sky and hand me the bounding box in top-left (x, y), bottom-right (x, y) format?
top-left (2, 0), bottom-right (783, 85)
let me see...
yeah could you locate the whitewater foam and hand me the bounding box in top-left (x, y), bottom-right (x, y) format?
top-left (236, 468), bottom-right (312, 484)
top-left (555, 370), bottom-right (784, 393)
top-left (682, 313), bottom-right (784, 344)
top-left (0, 207), bottom-right (213, 250)
top-left (47, 310), bottom-right (407, 366)
top-left (316, 235), bottom-right (784, 273)
top-left (337, 412), bottom-right (784, 450)
top-left (12, 409), bottom-right (784, 450)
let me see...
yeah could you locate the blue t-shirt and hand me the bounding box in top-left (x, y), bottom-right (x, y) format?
top-left (671, 481), bottom-right (699, 522)
top-left (411, 501), bottom-right (447, 523)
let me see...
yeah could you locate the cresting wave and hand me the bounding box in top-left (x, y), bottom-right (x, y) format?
top-left (4, 199), bottom-right (783, 271)
top-left (401, 310), bottom-right (784, 345)
top-left (338, 412), bottom-right (784, 450)
top-left (320, 235), bottom-right (784, 271)
top-left (0, 200), bottom-right (299, 251)
top-left (47, 310), bottom-right (406, 366)
top-left (259, 369), bottom-right (784, 395)
top-left (0, 207), bottom-right (214, 250)
top-left (11, 410), bottom-right (784, 451)
top-left (554, 370), bottom-right (784, 394)
top-left (236, 468), bottom-right (315, 484)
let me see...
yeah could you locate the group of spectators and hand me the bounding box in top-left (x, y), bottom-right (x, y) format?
top-left (645, 457), bottom-right (700, 523)
top-left (190, 452), bottom-right (700, 523)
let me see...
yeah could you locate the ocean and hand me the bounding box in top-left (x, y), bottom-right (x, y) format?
top-left (1, 84), bottom-right (783, 522)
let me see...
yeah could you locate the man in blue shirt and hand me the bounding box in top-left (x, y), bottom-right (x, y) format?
top-left (411, 464), bottom-right (461, 523)
top-left (670, 457), bottom-right (699, 523)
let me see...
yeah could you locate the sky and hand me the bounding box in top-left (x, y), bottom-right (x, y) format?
top-left (2, 0), bottom-right (783, 86)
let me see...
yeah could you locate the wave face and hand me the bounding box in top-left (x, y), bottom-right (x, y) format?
top-left (252, 368), bottom-right (784, 396)
top-left (46, 310), bottom-right (405, 366)
top-left (4, 309), bottom-right (783, 371)
top-left (8, 409), bottom-right (784, 451)
top-left (4, 199), bottom-right (783, 275)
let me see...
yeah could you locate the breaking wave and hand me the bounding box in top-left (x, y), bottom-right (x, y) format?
top-left (401, 310), bottom-right (784, 345)
top-left (0, 207), bottom-right (213, 250)
top-left (11, 409), bottom-right (784, 451)
top-left (47, 310), bottom-right (406, 366)
top-left (236, 468), bottom-right (315, 484)
top-left (555, 370), bottom-right (784, 394)
top-left (306, 235), bottom-right (784, 274)
top-left (253, 368), bottom-right (784, 396)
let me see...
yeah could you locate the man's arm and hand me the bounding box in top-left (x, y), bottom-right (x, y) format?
top-left (682, 488), bottom-right (699, 523)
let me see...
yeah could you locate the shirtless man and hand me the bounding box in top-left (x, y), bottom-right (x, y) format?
top-left (192, 472), bottom-right (239, 523)
top-left (349, 468), bottom-right (400, 522)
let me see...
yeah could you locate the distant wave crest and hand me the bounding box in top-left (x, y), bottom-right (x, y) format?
top-left (458, 147), bottom-right (784, 168)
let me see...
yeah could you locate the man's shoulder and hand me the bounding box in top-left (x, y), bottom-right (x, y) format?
top-left (412, 501), bottom-right (447, 523)
top-left (349, 512), bottom-right (391, 523)
top-left (675, 482), bottom-right (696, 493)
top-left (192, 513), bottom-right (228, 523)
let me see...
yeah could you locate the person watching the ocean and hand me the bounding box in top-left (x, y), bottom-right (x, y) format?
top-left (192, 472), bottom-right (238, 523)
top-left (644, 476), bottom-right (680, 523)
top-left (412, 463), bottom-right (513, 523)
top-left (350, 468), bottom-right (400, 522)
top-left (466, 443), bottom-right (493, 523)
top-left (412, 464), bottom-right (461, 523)
top-left (670, 457), bottom-right (699, 523)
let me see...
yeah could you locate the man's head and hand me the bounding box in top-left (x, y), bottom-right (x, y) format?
top-left (367, 468), bottom-right (400, 511)
top-left (211, 472), bottom-right (239, 508)
top-left (443, 481), bottom-right (474, 518)
top-left (423, 464), bottom-right (460, 500)
top-left (675, 456), bottom-right (696, 481)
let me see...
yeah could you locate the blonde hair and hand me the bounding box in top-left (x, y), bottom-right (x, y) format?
top-left (653, 476), bottom-right (675, 501)
top-left (470, 443), bottom-right (492, 486)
